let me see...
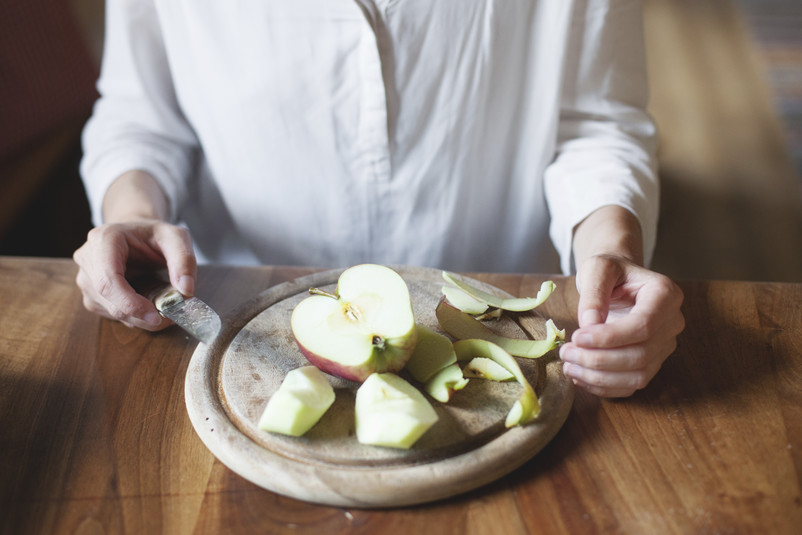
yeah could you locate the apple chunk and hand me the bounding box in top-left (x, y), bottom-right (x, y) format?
top-left (405, 324), bottom-right (457, 383)
top-left (258, 366), bottom-right (336, 437)
top-left (291, 264), bottom-right (418, 383)
top-left (355, 373), bottom-right (439, 449)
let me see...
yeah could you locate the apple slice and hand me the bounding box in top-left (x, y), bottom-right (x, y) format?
top-left (463, 357), bottom-right (515, 382)
top-left (258, 366), bottom-right (336, 437)
top-left (436, 299), bottom-right (565, 358)
top-left (405, 324), bottom-right (457, 383)
top-left (291, 264), bottom-right (418, 382)
top-left (424, 362), bottom-right (469, 402)
top-left (442, 271), bottom-right (556, 312)
top-left (453, 340), bottom-right (539, 427)
top-left (355, 373), bottom-right (439, 449)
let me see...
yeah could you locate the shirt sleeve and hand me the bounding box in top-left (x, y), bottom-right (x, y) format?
top-left (544, 0), bottom-right (659, 275)
top-left (80, 0), bottom-right (198, 226)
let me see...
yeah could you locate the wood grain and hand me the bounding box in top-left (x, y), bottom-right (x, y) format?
top-left (2, 257), bottom-right (801, 534)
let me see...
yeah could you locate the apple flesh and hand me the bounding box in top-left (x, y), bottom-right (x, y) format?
top-left (355, 373), bottom-right (439, 449)
top-left (258, 366), bottom-right (336, 437)
top-left (291, 264), bottom-right (418, 383)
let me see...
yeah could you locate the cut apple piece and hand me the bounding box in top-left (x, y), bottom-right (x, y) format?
top-left (463, 357), bottom-right (515, 382)
top-left (258, 366), bottom-right (336, 437)
top-left (355, 373), bottom-right (439, 449)
top-left (436, 299), bottom-right (565, 358)
top-left (442, 271), bottom-right (556, 312)
top-left (453, 339), bottom-right (539, 426)
top-left (441, 285), bottom-right (489, 315)
top-left (405, 324), bottom-right (457, 383)
top-left (291, 264), bottom-right (418, 383)
top-left (424, 362), bottom-right (469, 403)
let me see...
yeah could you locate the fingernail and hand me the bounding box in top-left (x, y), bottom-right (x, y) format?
top-left (562, 361), bottom-right (577, 378)
top-left (178, 276), bottom-right (195, 296)
top-left (144, 312), bottom-right (162, 328)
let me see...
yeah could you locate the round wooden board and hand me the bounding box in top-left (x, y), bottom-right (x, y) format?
top-left (185, 266), bottom-right (574, 508)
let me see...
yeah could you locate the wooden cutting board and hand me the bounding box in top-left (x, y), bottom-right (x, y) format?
top-left (184, 266), bottom-right (574, 508)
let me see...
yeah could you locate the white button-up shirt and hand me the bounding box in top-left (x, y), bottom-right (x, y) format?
top-left (82, 0), bottom-right (658, 274)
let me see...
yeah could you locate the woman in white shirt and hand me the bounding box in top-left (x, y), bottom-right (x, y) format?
top-left (73, 0), bottom-right (684, 398)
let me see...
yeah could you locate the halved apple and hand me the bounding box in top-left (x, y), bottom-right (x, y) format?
top-left (355, 373), bottom-right (439, 449)
top-left (258, 366), bottom-right (336, 437)
top-left (291, 264), bottom-right (418, 383)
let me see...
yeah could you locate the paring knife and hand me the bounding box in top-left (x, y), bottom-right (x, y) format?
top-left (136, 278), bottom-right (222, 344)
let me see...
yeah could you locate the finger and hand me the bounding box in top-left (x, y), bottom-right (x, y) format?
top-left (572, 277), bottom-right (683, 349)
top-left (85, 228), bottom-right (164, 329)
top-left (562, 361), bottom-right (659, 398)
top-left (559, 335), bottom-right (677, 372)
top-left (576, 256), bottom-right (623, 328)
top-left (152, 225), bottom-right (197, 296)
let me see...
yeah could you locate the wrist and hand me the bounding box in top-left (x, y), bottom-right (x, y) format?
top-left (573, 206), bottom-right (644, 267)
top-left (102, 170), bottom-right (170, 223)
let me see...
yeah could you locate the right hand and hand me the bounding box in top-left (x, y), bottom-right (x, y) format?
top-left (73, 220), bottom-right (197, 330)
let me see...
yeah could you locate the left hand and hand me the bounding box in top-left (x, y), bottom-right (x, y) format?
top-left (559, 254), bottom-right (685, 398)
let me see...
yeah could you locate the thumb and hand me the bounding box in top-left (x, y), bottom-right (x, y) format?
top-left (575, 256), bottom-right (621, 328)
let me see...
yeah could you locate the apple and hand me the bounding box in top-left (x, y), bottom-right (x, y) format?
top-left (355, 373), bottom-right (439, 449)
top-left (258, 366), bottom-right (336, 437)
top-left (291, 264), bottom-right (418, 382)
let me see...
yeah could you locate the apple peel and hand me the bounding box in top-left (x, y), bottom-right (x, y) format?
top-left (453, 339), bottom-right (540, 427)
top-left (463, 357), bottom-right (515, 382)
top-left (424, 362), bottom-right (469, 402)
top-left (442, 271), bottom-right (556, 312)
top-left (435, 299), bottom-right (565, 359)
top-left (441, 285), bottom-right (489, 315)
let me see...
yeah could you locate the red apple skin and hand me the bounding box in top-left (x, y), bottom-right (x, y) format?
top-left (294, 333), bottom-right (417, 383)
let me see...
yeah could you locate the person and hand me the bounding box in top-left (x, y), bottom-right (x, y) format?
top-left (73, 0), bottom-right (684, 398)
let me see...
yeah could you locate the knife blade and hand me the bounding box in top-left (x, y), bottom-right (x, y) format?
top-left (135, 278), bottom-right (221, 344)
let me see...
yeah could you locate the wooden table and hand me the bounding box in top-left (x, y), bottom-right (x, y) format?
top-left (1, 257), bottom-right (800, 534)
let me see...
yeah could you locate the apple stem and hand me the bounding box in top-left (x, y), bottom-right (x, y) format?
top-left (308, 287), bottom-right (339, 300)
